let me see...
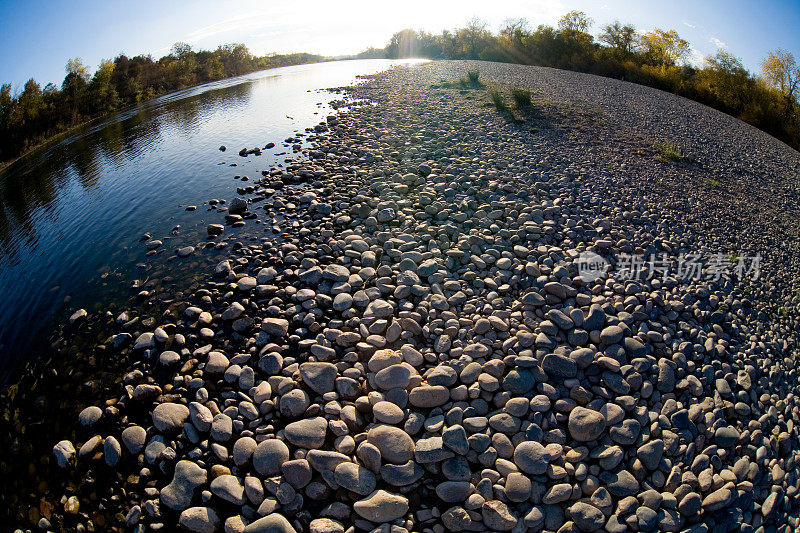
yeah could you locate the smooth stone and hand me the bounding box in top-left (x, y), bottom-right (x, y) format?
top-left (210, 474), bottom-right (246, 505)
top-left (514, 441), bottom-right (551, 475)
top-left (244, 513), bottom-right (298, 533)
top-left (53, 440), bottom-right (76, 468)
top-left (373, 401), bottom-right (405, 424)
top-left (104, 436), bottom-right (122, 467)
top-left (367, 425), bottom-right (415, 464)
top-left (152, 403), bottom-right (190, 433)
top-left (568, 407), bottom-right (606, 442)
top-left (570, 502), bottom-right (605, 532)
top-left (408, 385), bottom-right (449, 408)
top-left (253, 439), bottom-right (290, 476)
top-left (161, 460), bottom-right (208, 511)
top-left (353, 490), bottom-right (409, 523)
top-left (178, 507), bottom-right (221, 533)
top-left (637, 439), bottom-right (664, 470)
top-left (715, 426), bottom-right (740, 448)
top-left (436, 481), bottom-right (473, 503)
top-left (285, 417), bottom-right (328, 448)
top-left (299, 362), bottom-right (338, 395)
top-left (233, 437), bottom-right (257, 467)
top-left (482, 500), bottom-right (517, 531)
top-left (380, 460), bottom-right (425, 486)
top-left (78, 406), bottom-right (103, 427)
top-left (334, 462), bottom-right (377, 496)
top-left (262, 318), bottom-right (289, 337)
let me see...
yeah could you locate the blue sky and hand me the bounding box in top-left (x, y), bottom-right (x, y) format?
top-left (1, 0), bottom-right (799, 90)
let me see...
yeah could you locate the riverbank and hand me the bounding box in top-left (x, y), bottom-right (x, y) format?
top-left (3, 60), bottom-right (800, 532)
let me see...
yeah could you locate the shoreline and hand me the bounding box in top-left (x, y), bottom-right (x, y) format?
top-left (3, 60), bottom-right (800, 531)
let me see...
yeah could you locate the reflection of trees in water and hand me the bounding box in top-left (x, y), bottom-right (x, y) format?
top-left (0, 80), bottom-right (253, 246)
top-left (162, 82), bottom-right (252, 132)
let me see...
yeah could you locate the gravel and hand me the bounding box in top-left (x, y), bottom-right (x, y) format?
top-left (29, 60), bottom-right (800, 532)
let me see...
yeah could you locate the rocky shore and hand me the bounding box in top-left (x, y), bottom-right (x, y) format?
top-left (7, 60), bottom-right (800, 532)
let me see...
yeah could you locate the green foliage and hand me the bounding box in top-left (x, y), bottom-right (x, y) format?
top-left (655, 141), bottom-right (684, 162)
top-left (511, 88), bottom-right (532, 107)
top-left (0, 46), bottom-right (325, 162)
top-left (489, 89), bottom-right (508, 111)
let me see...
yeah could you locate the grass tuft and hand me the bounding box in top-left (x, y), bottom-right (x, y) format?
top-left (655, 141), bottom-right (683, 162)
top-left (511, 88), bottom-right (532, 108)
top-left (430, 70), bottom-right (484, 90)
top-left (490, 90), bottom-right (508, 111)
top-left (466, 70), bottom-right (482, 87)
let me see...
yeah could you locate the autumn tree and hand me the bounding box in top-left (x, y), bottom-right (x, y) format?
top-left (600, 21), bottom-right (639, 58)
top-left (456, 18), bottom-right (492, 59)
top-left (499, 18), bottom-right (530, 51)
top-left (91, 59), bottom-right (117, 112)
top-left (558, 10), bottom-right (592, 33)
top-left (640, 29), bottom-right (690, 66)
top-left (762, 49), bottom-right (800, 101)
top-left (62, 58), bottom-right (91, 119)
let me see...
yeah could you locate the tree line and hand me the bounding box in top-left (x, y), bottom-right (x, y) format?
top-left (361, 12), bottom-right (800, 151)
top-left (0, 44), bottom-right (323, 164)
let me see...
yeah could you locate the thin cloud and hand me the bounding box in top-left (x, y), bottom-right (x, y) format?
top-left (683, 21), bottom-right (696, 29)
top-left (709, 36), bottom-right (726, 49)
top-left (183, 13), bottom-right (270, 44)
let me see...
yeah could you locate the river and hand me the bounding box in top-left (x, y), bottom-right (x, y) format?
top-left (0, 59), bottom-right (423, 381)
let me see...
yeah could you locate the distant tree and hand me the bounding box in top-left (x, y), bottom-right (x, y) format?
top-left (761, 49), bottom-right (800, 102)
top-left (386, 29), bottom-right (418, 58)
top-left (499, 18), bottom-right (530, 50)
top-left (63, 58), bottom-right (91, 119)
top-left (456, 17), bottom-right (492, 59)
top-left (640, 29), bottom-right (690, 66)
top-left (558, 10), bottom-right (592, 33)
top-left (18, 79), bottom-right (44, 120)
top-left (91, 59), bottom-right (117, 112)
top-left (599, 21), bottom-right (639, 57)
top-left (205, 56), bottom-right (225, 80)
top-left (698, 50), bottom-right (752, 114)
top-left (171, 42), bottom-right (193, 59)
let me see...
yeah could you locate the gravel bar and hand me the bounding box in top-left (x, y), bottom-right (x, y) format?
top-left (33, 60), bottom-right (800, 533)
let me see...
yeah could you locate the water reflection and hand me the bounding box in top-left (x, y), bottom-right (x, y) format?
top-left (0, 77), bottom-right (253, 245)
top-left (0, 59), bottom-right (418, 380)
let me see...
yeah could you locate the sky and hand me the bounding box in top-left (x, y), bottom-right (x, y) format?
top-left (1, 0), bottom-right (799, 90)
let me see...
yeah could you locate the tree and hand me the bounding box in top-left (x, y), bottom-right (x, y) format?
top-left (171, 42), bottom-right (193, 59)
top-left (499, 18), bottom-right (530, 50)
top-left (386, 29), bottom-right (418, 58)
top-left (761, 49), bottom-right (800, 102)
top-left (699, 50), bottom-right (752, 113)
top-left (558, 10), bottom-right (592, 33)
top-left (457, 17), bottom-right (492, 59)
top-left (641, 29), bottom-right (690, 66)
top-left (599, 21), bottom-right (639, 57)
top-left (17, 79), bottom-right (44, 123)
top-left (91, 59), bottom-right (117, 112)
top-left (63, 58), bottom-right (91, 119)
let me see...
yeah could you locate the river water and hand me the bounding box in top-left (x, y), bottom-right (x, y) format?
top-left (0, 59), bottom-right (422, 381)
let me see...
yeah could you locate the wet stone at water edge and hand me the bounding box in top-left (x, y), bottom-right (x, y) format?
top-left (4, 60), bottom-right (800, 533)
